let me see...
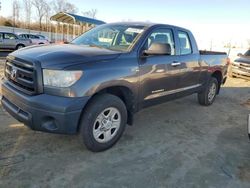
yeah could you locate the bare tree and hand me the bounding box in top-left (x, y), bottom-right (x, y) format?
top-left (32, 0), bottom-right (48, 30)
top-left (65, 2), bottom-right (77, 13)
top-left (82, 9), bottom-right (97, 18)
top-left (23, 0), bottom-right (32, 29)
top-left (44, 3), bottom-right (51, 32)
top-left (52, 0), bottom-right (78, 14)
top-left (12, 0), bottom-right (20, 27)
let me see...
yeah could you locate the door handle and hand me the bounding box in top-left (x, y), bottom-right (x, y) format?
top-left (171, 62), bottom-right (181, 67)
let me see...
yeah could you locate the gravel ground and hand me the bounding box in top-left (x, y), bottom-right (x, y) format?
top-left (0, 59), bottom-right (250, 188)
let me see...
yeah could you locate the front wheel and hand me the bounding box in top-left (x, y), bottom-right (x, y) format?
top-left (198, 77), bottom-right (219, 106)
top-left (79, 94), bottom-right (127, 152)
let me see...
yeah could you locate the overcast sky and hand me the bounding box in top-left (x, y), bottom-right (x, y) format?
top-left (1, 0), bottom-right (250, 48)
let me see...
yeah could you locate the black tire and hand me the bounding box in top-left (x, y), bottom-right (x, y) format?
top-left (198, 77), bottom-right (219, 106)
top-left (16, 44), bottom-right (25, 50)
top-left (79, 94), bottom-right (127, 152)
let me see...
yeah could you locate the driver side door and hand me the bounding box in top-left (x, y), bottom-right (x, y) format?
top-left (4, 33), bottom-right (18, 49)
top-left (138, 27), bottom-right (181, 107)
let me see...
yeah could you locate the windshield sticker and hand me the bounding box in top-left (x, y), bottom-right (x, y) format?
top-left (125, 28), bottom-right (144, 34)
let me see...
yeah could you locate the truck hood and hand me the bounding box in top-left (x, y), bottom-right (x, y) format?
top-left (10, 44), bottom-right (122, 69)
top-left (235, 56), bottom-right (250, 64)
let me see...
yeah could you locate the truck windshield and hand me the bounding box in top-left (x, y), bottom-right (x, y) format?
top-left (71, 24), bottom-right (146, 52)
top-left (244, 50), bottom-right (250, 56)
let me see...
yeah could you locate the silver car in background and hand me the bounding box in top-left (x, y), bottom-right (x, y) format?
top-left (0, 32), bottom-right (32, 50)
top-left (18, 34), bottom-right (50, 45)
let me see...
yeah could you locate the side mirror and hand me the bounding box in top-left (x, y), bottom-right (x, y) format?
top-left (237, 53), bottom-right (243, 57)
top-left (143, 43), bottom-right (171, 56)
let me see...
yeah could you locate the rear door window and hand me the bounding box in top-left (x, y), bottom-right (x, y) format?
top-left (29, 35), bottom-right (40, 39)
top-left (19, 34), bottom-right (25, 39)
top-left (177, 31), bottom-right (192, 55)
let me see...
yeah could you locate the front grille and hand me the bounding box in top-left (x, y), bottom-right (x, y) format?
top-left (239, 63), bottom-right (250, 73)
top-left (5, 58), bottom-right (38, 95)
top-left (233, 63), bottom-right (250, 73)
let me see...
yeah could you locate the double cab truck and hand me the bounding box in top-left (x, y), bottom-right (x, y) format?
top-left (1, 23), bottom-right (229, 152)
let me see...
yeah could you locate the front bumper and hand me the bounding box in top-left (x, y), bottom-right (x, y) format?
top-left (1, 80), bottom-right (90, 134)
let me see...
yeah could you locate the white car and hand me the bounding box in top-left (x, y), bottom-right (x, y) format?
top-left (18, 34), bottom-right (50, 45)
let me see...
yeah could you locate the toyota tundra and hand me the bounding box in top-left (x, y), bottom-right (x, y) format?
top-left (1, 23), bottom-right (229, 152)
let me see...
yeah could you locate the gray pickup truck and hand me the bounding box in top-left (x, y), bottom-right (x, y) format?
top-left (0, 32), bottom-right (32, 50)
top-left (1, 22), bottom-right (229, 152)
top-left (229, 49), bottom-right (250, 80)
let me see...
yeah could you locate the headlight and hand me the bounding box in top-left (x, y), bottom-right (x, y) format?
top-left (43, 69), bottom-right (83, 88)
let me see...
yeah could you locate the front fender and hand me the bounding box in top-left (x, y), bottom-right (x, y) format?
top-left (70, 57), bottom-right (139, 98)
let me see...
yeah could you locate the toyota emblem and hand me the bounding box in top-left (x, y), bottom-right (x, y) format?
top-left (10, 67), bottom-right (17, 80)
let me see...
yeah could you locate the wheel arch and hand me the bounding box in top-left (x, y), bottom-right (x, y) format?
top-left (77, 85), bottom-right (137, 132)
top-left (211, 70), bottom-right (222, 94)
top-left (16, 43), bottom-right (25, 49)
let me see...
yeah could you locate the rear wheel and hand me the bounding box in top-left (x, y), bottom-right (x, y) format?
top-left (79, 94), bottom-right (127, 152)
top-left (16, 44), bottom-right (25, 50)
top-left (198, 77), bottom-right (219, 106)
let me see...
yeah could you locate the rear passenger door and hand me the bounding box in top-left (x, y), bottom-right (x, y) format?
top-left (29, 34), bottom-right (40, 44)
top-left (175, 30), bottom-right (201, 90)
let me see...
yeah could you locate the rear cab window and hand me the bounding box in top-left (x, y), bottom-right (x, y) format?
top-left (177, 31), bottom-right (192, 55)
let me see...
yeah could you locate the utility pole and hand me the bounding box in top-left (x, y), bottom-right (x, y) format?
top-left (210, 40), bottom-right (213, 51)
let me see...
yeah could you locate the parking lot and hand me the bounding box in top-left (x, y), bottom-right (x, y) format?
top-left (0, 57), bottom-right (250, 188)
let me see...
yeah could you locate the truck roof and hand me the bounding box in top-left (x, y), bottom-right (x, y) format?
top-left (107, 22), bottom-right (191, 32)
